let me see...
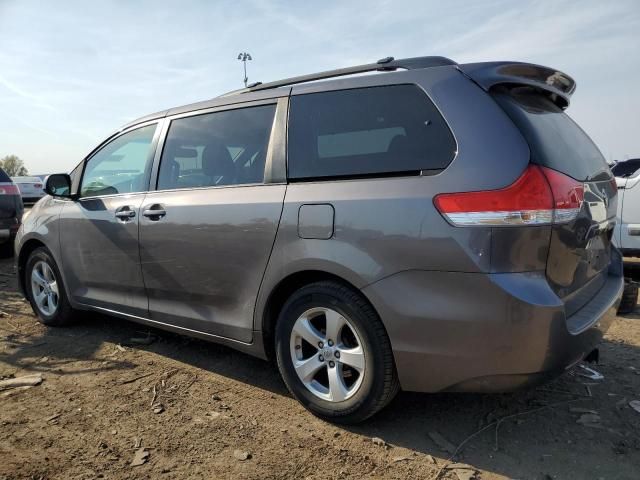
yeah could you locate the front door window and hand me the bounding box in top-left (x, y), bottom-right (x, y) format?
top-left (81, 124), bottom-right (157, 197)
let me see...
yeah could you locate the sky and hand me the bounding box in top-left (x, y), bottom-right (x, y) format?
top-left (0, 0), bottom-right (639, 174)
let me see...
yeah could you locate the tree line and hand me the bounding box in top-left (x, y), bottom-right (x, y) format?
top-left (0, 155), bottom-right (28, 176)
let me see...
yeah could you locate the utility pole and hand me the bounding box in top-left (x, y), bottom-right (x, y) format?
top-left (237, 52), bottom-right (252, 87)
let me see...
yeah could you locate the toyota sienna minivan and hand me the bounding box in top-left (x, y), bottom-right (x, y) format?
top-left (15, 56), bottom-right (623, 423)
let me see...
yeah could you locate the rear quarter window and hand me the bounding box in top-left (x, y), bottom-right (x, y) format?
top-left (0, 169), bottom-right (11, 182)
top-left (287, 84), bottom-right (456, 180)
top-left (492, 87), bottom-right (609, 181)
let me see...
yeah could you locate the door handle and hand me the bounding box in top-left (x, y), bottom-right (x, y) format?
top-left (115, 206), bottom-right (136, 221)
top-left (142, 204), bottom-right (166, 220)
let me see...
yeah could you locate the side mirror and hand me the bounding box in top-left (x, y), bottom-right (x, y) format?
top-left (45, 174), bottom-right (74, 198)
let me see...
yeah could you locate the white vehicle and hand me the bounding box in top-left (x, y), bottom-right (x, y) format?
top-left (11, 176), bottom-right (45, 204)
top-left (612, 158), bottom-right (640, 313)
top-left (614, 159), bottom-right (640, 257)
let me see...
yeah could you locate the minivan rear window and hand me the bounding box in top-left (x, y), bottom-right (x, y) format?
top-left (288, 85), bottom-right (456, 180)
top-left (492, 87), bottom-right (609, 181)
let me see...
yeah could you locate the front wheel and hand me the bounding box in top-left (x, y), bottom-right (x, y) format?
top-left (275, 281), bottom-right (399, 423)
top-left (25, 247), bottom-right (76, 326)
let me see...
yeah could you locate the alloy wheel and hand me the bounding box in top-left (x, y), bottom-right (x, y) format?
top-left (30, 260), bottom-right (59, 316)
top-left (289, 307), bottom-right (366, 402)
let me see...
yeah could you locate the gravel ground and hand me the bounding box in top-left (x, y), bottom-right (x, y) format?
top-left (1, 255), bottom-right (639, 480)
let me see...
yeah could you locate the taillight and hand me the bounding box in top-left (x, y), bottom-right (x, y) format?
top-left (434, 165), bottom-right (584, 226)
top-left (542, 167), bottom-right (584, 223)
top-left (0, 185), bottom-right (20, 196)
top-left (34, 183), bottom-right (42, 188)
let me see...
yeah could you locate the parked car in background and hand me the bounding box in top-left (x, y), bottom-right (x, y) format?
top-left (11, 176), bottom-right (45, 204)
top-left (15, 56), bottom-right (624, 423)
top-left (0, 168), bottom-right (24, 257)
top-left (612, 158), bottom-right (640, 313)
top-left (613, 158), bottom-right (640, 257)
top-left (612, 158), bottom-right (640, 180)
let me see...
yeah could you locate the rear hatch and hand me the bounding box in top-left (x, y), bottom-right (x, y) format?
top-left (493, 87), bottom-right (616, 315)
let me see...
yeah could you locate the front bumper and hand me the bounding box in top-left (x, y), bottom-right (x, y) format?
top-left (362, 255), bottom-right (624, 393)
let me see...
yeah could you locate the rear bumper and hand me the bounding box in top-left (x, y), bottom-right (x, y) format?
top-left (362, 253), bottom-right (624, 393)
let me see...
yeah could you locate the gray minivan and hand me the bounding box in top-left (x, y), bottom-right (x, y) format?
top-left (15, 56), bottom-right (623, 423)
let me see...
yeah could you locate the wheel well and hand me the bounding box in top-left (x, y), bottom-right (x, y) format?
top-left (261, 270), bottom-right (368, 360)
top-left (17, 239), bottom-right (46, 294)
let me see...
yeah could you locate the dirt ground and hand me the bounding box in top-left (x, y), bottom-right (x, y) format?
top-left (0, 256), bottom-right (639, 480)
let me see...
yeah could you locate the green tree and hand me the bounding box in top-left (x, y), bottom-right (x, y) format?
top-left (0, 155), bottom-right (28, 176)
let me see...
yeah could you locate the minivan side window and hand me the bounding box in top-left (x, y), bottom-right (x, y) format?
top-left (80, 124), bottom-right (157, 197)
top-left (157, 104), bottom-right (276, 190)
top-left (287, 85), bottom-right (456, 180)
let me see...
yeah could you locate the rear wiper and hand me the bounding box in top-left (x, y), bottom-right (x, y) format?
top-left (585, 168), bottom-right (611, 182)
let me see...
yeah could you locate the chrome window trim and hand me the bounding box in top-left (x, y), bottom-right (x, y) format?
top-left (145, 182), bottom-right (286, 197)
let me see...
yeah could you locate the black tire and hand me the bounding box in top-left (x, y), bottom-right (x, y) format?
top-left (275, 281), bottom-right (399, 424)
top-left (623, 262), bottom-right (640, 283)
top-left (25, 247), bottom-right (76, 326)
top-left (618, 281), bottom-right (638, 315)
top-left (0, 241), bottom-right (13, 259)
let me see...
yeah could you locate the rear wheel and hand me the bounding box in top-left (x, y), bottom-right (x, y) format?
top-left (25, 247), bottom-right (76, 326)
top-left (275, 281), bottom-right (399, 423)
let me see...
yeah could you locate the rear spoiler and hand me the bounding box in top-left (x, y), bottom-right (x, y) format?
top-left (458, 62), bottom-right (576, 109)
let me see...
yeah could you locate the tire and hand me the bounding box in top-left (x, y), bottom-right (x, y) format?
top-left (623, 262), bottom-right (640, 283)
top-left (0, 241), bottom-right (13, 259)
top-left (275, 281), bottom-right (399, 424)
top-left (617, 281), bottom-right (638, 315)
top-left (25, 247), bottom-right (76, 326)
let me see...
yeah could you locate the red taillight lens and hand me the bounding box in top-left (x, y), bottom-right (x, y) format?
top-left (434, 165), bottom-right (584, 226)
top-left (0, 185), bottom-right (20, 196)
top-left (541, 167), bottom-right (584, 223)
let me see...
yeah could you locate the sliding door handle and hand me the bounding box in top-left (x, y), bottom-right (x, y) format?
top-left (142, 204), bottom-right (166, 220)
top-left (114, 206), bottom-right (136, 221)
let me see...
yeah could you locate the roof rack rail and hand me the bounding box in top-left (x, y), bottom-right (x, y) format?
top-left (219, 56), bottom-right (456, 97)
